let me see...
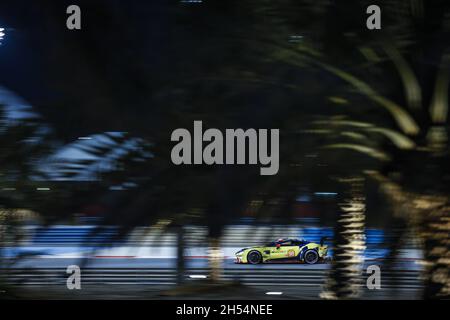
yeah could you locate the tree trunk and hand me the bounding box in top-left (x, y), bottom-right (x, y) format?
top-left (175, 225), bottom-right (185, 285)
top-left (0, 209), bottom-right (20, 297)
top-left (321, 176), bottom-right (366, 299)
top-left (208, 237), bottom-right (223, 283)
top-left (366, 171), bottom-right (450, 299)
top-left (419, 201), bottom-right (450, 299)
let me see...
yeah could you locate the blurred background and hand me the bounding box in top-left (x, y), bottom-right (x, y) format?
top-left (0, 0), bottom-right (449, 299)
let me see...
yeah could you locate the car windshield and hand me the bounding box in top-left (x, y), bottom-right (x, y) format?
top-left (265, 239), bottom-right (308, 247)
top-left (265, 240), bottom-right (291, 246)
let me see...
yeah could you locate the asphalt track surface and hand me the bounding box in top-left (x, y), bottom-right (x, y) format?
top-left (3, 257), bottom-right (423, 299)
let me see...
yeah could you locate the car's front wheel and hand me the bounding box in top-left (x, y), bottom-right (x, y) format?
top-left (247, 250), bottom-right (262, 264)
top-left (303, 249), bottom-right (319, 264)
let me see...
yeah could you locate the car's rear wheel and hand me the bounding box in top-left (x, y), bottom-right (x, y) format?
top-left (247, 250), bottom-right (262, 264)
top-left (303, 249), bottom-right (319, 264)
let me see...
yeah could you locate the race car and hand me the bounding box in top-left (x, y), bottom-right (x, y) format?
top-left (235, 238), bottom-right (328, 264)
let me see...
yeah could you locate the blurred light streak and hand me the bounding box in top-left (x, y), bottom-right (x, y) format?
top-left (314, 192), bottom-right (337, 196)
top-left (288, 35), bottom-right (303, 43)
top-left (0, 27), bottom-right (5, 45)
top-left (36, 187), bottom-right (51, 191)
top-left (265, 292), bottom-right (283, 295)
top-left (296, 195), bottom-right (311, 202)
top-left (109, 185), bottom-right (125, 191)
top-left (189, 275), bottom-right (207, 279)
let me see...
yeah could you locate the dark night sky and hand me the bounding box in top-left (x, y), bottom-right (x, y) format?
top-left (0, 0), bottom-right (301, 142)
top-left (1, 0), bottom-right (449, 144)
top-left (0, 1), bottom-right (174, 140)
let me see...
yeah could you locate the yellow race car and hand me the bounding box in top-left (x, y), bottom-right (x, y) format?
top-left (235, 238), bottom-right (328, 264)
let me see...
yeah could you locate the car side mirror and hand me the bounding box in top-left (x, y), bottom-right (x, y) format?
top-left (276, 244), bottom-right (281, 249)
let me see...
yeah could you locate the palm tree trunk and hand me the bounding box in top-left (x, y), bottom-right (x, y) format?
top-left (321, 176), bottom-right (366, 299)
top-left (175, 225), bottom-right (185, 285)
top-left (208, 237), bottom-right (223, 283)
top-left (365, 171), bottom-right (450, 299)
top-left (420, 201), bottom-right (450, 299)
top-left (0, 209), bottom-right (19, 297)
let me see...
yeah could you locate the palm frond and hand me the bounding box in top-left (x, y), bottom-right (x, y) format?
top-left (311, 119), bottom-right (416, 150)
top-left (317, 62), bottom-right (420, 135)
top-left (270, 45), bottom-right (421, 135)
top-left (366, 127), bottom-right (416, 150)
top-left (430, 54), bottom-right (450, 124)
top-left (383, 43), bottom-right (422, 110)
top-left (322, 143), bottom-right (391, 161)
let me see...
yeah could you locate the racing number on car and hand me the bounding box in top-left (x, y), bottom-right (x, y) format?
top-left (287, 249), bottom-right (295, 257)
